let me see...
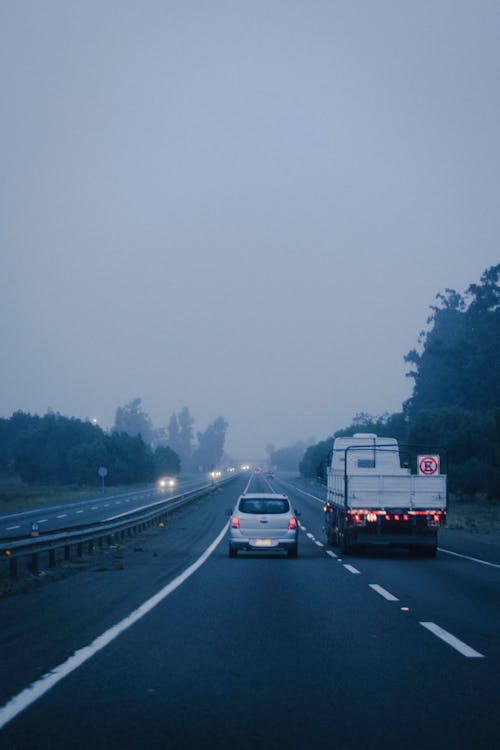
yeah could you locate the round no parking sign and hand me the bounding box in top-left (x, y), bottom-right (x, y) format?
top-left (418, 455), bottom-right (440, 476)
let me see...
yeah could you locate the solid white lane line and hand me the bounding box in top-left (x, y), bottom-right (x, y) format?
top-left (6, 526), bottom-right (20, 531)
top-left (369, 584), bottom-right (399, 602)
top-left (438, 548), bottom-right (500, 570)
top-left (315, 541), bottom-right (324, 547)
top-left (344, 564), bottom-right (361, 575)
top-left (0, 521), bottom-right (230, 730)
top-left (326, 550), bottom-right (337, 558)
top-left (419, 622), bottom-right (484, 658)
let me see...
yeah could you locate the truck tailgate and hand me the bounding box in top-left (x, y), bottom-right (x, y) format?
top-left (346, 474), bottom-right (446, 509)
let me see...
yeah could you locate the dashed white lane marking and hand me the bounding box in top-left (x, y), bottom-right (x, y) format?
top-left (344, 564), bottom-right (361, 575)
top-left (420, 622), bottom-right (484, 658)
top-left (91, 507), bottom-right (98, 510)
top-left (37, 519), bottom-right (48, 524)
top-left (56, 514), bottom-right (67, 519)
top-left (6, 525), bottom-right (20, 531)
top-left (76, 510), bottom-right (84, 514)
top-left (0, 521), bottom-right (230, 730)
top-left (438, 548), bottom-right (500, 570)
top-left (326, 550), bottom-right (337, 558)
top-left (306, 532), bottom-right (314, 539)
top-left (369, 584), bottom-right (399, 602)
top-left (315, 541), bottom-right (324, 547)
top-left (104, 504), bottom-right (110, 507)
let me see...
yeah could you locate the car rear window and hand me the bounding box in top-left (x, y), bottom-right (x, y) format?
top-left (239, 497), bottom-right (290, 514)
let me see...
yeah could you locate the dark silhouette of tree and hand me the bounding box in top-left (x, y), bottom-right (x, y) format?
top-left (113, 398), bottom-right (154, 445)
top-left (193, 417), bottom-right (228, 471)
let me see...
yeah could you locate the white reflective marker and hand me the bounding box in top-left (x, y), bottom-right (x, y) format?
top-left (0, 521), bottom-right (230, 730)
top-left (420, 622), bottom-right (484, 658)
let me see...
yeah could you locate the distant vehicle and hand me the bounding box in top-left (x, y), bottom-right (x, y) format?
top-left (323, 434), bottom-right (447, 556)
top-left (228, 493), bottom-right (299, 558)
top-left (158, 477), bottom-right (177, 490)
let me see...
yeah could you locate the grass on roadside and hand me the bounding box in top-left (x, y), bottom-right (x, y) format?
top-left (446, 495), bottom-right (500, 534)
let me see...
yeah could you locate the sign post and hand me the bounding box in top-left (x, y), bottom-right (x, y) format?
top-left (98, 466), bottom-right (108, 492)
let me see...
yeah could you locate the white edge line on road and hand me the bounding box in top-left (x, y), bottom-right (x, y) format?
top-left (344, 564), bottom-right (361, 575)
top-left (369, 584), bottom-right (399, 602)
top-left (5, 526), bottom-right (20, 531)
top-left (0, 521), bottom-right (230, 731)
top-left (438, 547), bottom-right (500, 570)
top-left (326, 550), bottom-right (337, 558)
top-left (419, 622), bottom-right (484, 658)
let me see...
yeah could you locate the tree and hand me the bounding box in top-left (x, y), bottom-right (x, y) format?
top-left (404, 264), bottom-right (500, 417)
top-left (177, 406), bottom-right (195, 472)
top-left (154, 445), bottom-right (181, 476)
top-left (113, 398), bottom-right (154, 445)
top-left (193, 417), bottom-right (228, 471)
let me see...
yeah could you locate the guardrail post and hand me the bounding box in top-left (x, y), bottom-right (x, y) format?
top-left (77, 543), bottom-right (83, 557)
top-left (49, 549), bottom-right (56, 568)
top-left (64, 545), bottom-right (70, 561)
top-left (88, 541), bottom-right (94, 555)
top-left (9, 556), bottom-right (18, 579)
top-left (30, 553), bottom-right (39, 575)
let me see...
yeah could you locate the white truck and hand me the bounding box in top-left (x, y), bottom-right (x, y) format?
top-left (323, 433), bottom-right (447, 556)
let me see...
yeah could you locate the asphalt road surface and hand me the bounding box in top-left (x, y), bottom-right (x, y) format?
top-left (0, 476), bottom-right (210, 540)
top-left (0, 472), bottom-right (499, 749)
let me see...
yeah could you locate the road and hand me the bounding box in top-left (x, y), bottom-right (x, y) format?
top-left (0, 476), bottom-right (211, 540)
top-left (0, 472), bottom-right (499, 749)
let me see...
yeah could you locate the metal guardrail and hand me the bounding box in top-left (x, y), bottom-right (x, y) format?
top-left (0, 476), bottom-right (237, 580)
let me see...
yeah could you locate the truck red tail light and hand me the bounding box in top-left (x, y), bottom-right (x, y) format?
top-left (231, 516), bottom-right (240, 529)
top-left (288, 517), bottom-right (297, 530)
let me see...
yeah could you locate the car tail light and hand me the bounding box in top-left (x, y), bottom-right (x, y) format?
top-left (231, 516), bottom-right (240, 529)
top-left (288, 517), bottom-right (297, 530)
top-left (366, 512), bottom-right (377, 523)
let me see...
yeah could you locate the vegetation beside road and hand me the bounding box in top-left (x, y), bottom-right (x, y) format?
top-left (299, 264), bottom-right (500, 503)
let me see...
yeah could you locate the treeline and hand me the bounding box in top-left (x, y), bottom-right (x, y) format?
top-left (300, 264), bottom-right (500, 499)
top-left (112, 400), bottom-right (228, 473)
top-left (0, 411), bottom-right (180, 486)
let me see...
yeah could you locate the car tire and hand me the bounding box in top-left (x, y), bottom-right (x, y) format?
top-left (288, 543), bottom-right (298, 558)
top-left (229, 545), bottom-right (237, 558)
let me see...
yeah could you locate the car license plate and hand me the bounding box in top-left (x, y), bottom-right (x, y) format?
top-left (254, 539), bottom-right (272, 547)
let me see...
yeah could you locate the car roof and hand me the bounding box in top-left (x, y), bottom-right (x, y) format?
top-left (238, 493), bottom-right (288, 500)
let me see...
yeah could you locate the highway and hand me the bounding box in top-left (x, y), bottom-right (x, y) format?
top-left (0, 476), bottom-right (210, 540)
top-left (0, 472), bottom-right (499, 749)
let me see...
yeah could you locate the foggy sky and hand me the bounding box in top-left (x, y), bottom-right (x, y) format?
top-left (1, 1), bottom-right (499, 459)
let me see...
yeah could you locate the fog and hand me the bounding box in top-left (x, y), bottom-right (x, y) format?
top-left (1, 1), bottom-right (499, 459)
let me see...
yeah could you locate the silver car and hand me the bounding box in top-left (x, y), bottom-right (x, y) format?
top-left (228, 493), bottom-right (299, 557)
